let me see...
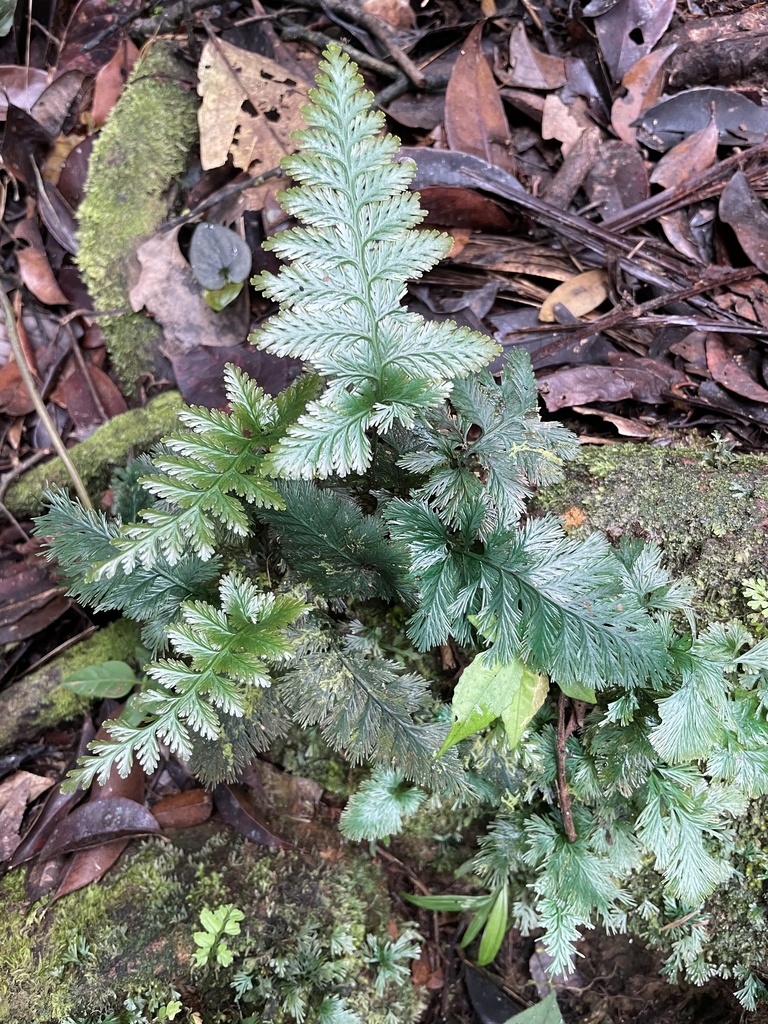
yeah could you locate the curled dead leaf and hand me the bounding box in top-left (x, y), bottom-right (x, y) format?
top-left (539, 270), bottom-right (609, 323)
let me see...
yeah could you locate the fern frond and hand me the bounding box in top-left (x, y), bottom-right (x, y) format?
top-left (93, 368), bottom-right (317, 576)
top-left (401, 352), bottom-right (579, 532)
top-left (66, 573), bottom-right (306, 789)
top-left (387, 501), bottom-right (667, 690)
top-left (251, 45), bottom-right (499, 478)
top-left (257, 481), bottom-right (409, 601)
top-left (280, 630), bottom-right (465, 795)
top-left (339, 768), bottom-right (425, 840)
top-left (36, 488), bottom-right (221, 652)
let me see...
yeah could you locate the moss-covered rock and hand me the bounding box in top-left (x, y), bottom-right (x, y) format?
top-left (77, 43), bottom-right (199, 391)
top-left (6, 390), bottom-right (183, 517)
top-left (0, 825), bottom-right (424, 1024)
top-left (535, 442), bottom-right (768, 623)
top-left (0, 618), bottom-right (143, 752)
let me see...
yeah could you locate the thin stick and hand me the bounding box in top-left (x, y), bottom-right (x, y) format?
top-left (0, 286), bottom-right (93, 509)
top-left (556, 692), bottom-right (577, 843)
top-left (162, 166), bottom-right (284, 232)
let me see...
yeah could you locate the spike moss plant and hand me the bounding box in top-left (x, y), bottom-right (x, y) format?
top-left (38, 46), bottom-right (768, 1007)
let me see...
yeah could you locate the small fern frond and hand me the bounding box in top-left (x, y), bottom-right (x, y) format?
top-left (280, 630), bottom-right (466, 795)
top-left (339, 768), bottom-right (425, 840)
top-left (252, 44), bottom-right (499, 478)
top-left (92, 368), bottom-right (315, 576)
top-left (401, 351), bottom-right (579, 532)
top-left (65, 573), bottom-right (306, 790)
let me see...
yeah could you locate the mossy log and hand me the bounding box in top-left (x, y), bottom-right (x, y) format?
top-left (535, 442), bottom-right (768, 623)
top-left (0, 825), bottom-right (423, 1024)
top-left (6, 390), bottom-right (183, 517)
top-left (77, 43), bottom-right (199, 391)
top-left (0, 619), bottom-right (143, 752)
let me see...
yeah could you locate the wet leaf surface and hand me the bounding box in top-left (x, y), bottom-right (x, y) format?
top-left (38, 796), bottom-right (160, 859)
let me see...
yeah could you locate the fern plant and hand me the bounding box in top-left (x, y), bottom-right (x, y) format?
top-left (36, 44), bottom-right (768, 1008)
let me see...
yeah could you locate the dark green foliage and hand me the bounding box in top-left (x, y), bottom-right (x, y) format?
top-left (280, 622), bottom-right (465, 795)
top-left (401, 353), bottom-right (578, 533)
top-left (257, 481), bottom-right (409, 601)
top-left (36, 489), bottom-right (221, 652)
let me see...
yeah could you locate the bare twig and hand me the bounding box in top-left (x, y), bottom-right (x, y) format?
top-left (0, 286), bottom-right (92, 509)
top-left (162, 167), bottom-right (284, 232)
top-left (289, 0), bottom-right (425, 87)
top-left (556, 692), bottom-right (577, 843)
top-left (280, 20), bottom-right (399, 79)
top-left (502, 265), bottom-right (765, 364)
top-left (604, 142), bottom-right (768, 233)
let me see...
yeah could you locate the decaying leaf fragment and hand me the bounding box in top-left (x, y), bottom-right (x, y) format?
top-left (719, 171), bottom-right (768, 274)
top-left (539, 269), bottom-right (609, 322)
top-left (197, 39), bottom-right (308, 172)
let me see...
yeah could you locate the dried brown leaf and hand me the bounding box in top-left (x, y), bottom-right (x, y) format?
top-left (213, 783), bottom-right (287, 849)
top-left (719, 171), bottom-right (768, 274)
top-left (541, 93), bottom-right (594, 155)
top-left (444, 24), bottom-right (517, 175)
top-left (611, 44), bottom-right (676, 146)
top-left (362, 0), bottom-right (415, 28)
top-left (594, 0), bottom-right (676, 81)
top-left (0, 771), bottom-right (54, 861)
top-left (539, 364), bottom-right (672, 410)
top-left (503, 22), bottom-right (566, 90)
top-left (152, 789), bottom-right (213, 830)
top-left (129, 226), bottom-right (249, 356)
top-left (0, 67), bottom-right (47, 119)
top-left (92, 37), bottom-right (139, 126)
top-left (197, 39), bottom-right (308, 173)
top-left (706, 334), bottom-right (768, 403)
top-left (38, 796), bottom-right (160, 859)
top-left (13, 218), bottom-right (69, 305)
top-left (539, 270), bottom-right (609, 322)
top-left (53, 838), bottom-right (130, 900)
top-left (649, 121), bottom-right (718, 188)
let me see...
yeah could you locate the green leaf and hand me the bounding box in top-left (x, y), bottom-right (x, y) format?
top-left (504, 991), bottom-right (564, 1024)
top-left (203, 281), bottom-right (243, 311)
top-left (477, 883), bottom-right (509, 965)
top-left (500, 670), bottom-right (549, 750)
top-left (62, 661), bottom-right (137, 699)
top-left (438, 656), bottom-right (547, 756)
top-left (557, 679), bottom-right (596, 703)
top-left (404, 893), bottom-right (492, 913)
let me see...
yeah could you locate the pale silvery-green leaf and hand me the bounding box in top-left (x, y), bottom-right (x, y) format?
top-left (252, 44), bottom-right (499, 478)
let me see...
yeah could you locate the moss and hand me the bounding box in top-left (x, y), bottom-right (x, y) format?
top-left (6, 390), bottom-right (183, 516)
top-left (0, 826), bottom-right (423, 1023)
top-left (534, 443), bottom-right (768, 623)
top-left (0, 618), bottom-right (143, 751)
top-left (77, 43), bottom-right (199, 391)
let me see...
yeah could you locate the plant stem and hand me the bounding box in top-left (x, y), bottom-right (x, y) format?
top-left (556, 691), bottom-right (577, 843)
top-left (0, 285), bottom-right (93, 509)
